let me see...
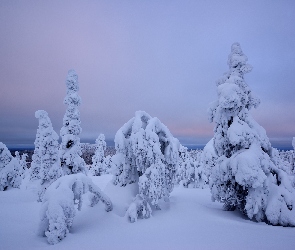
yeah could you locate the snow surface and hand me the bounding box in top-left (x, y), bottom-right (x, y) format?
top-left (0, 174), bottom-right (294, 250)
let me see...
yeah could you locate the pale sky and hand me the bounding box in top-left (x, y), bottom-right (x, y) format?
top-left (1, 0), bottom-right (295, 149)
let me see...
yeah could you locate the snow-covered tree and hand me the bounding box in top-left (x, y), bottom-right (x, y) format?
top-left (32, 110), bottom-right (63, 201)
top-left (30, 112), bottom-right (44, 180)
top-left (185, 150), bottom-right (206, 188)
top-left (90, 134), bottom-right (106, 176)
top-left (38, 173), bottom-right (112, 245)
top-left (15, 151), bottom-right (26, 179)
top-left (103, 155), bottom-right (112, 174)
top-left (113, 111), bottom-right (180, 220)
top-left (59, 70), bottom-right (86, 175)
top-left (175, 146), bottom-right (206, 188)
top-left (207, 43), bottom-right (295, 226)
top-left (15, 151), bottom-right (27, 172)
top-left (0, 142), bottom-right (22, 191)
top-left (175, 145), bottom-right (190, 184)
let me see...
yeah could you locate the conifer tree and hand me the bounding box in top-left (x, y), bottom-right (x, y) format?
top-left (0, 142), bottom-right (22, 191)
top-left (59, 70), bottom-right (86, 175)
top-left (31, 110), bottom-right (63, 200)
top-left (207, 43), bottom-right (295, 226)
top-left (90, 134), bottom-right (106, 176)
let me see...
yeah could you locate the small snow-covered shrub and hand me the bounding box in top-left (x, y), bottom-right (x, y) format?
top-left (0, 142), bottom-right (22, 191)
top-left (126, 194), bottom-right (152, 223)
top-left (208, 43), bottom-right (295, 226)
top-left (38, 173), bottom-right (112, 244)
top-left (59, 70), bottom-right (86, 175)
top-left (113, 111), bottom-right (180, 220)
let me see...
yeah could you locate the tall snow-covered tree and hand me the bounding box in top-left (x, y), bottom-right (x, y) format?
top-left (90, 134), bottom-right (106, 176)
top-left (0, 142), bottom-right (22, 191)
top-left (113, 111), bottom-right (180, 221)
top-left (30, 112), bottom-right (44, 180)
top-left (207, 43), bottom-right (295, 226)
top-left (59, 70), bottom-right (86, 175)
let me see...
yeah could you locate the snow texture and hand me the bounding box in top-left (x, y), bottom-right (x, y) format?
top-left (38, 173), bottom-right (112, 244)
top-left (1, 175), bottom-right (295, 249)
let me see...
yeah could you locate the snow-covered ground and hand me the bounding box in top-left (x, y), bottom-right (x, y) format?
top-left (0, 175), bottom-right (294, 250)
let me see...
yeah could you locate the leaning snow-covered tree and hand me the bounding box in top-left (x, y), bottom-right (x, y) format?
top-left (59, 70), bottom-right (86, 175)
top-left (0, 142), bottom-right (22, 191)
top-left (33, 110), bottom-right (63, 201)
top-left (207, 42), bottom-right (295, 226)
top-left (113, 111), bottom-right (180, 221)
top-left (90, 134), bottom-right (106, 176)
top-left (38, 173), bottom-right (112, 245)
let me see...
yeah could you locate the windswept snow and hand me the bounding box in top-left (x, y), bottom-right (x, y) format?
top-left (0, 175), bottom-right (294, 250)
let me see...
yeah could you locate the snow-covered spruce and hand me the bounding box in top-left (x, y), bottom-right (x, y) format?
top-left (38, 173), bottom-right (112, 245)
top-left (32, 110), bottom-right (63, 201)
top-left (207, 43), bottom-right (295, 226)
top-left (113, 111), bottom-right (180, 221)
top-left (0, 142), bottom-right (22, 191)
top-left (59, 70), bottom-right (86, 175)
top-left (90, 134), bottom-right (106, 176)
top-left (30, 111), bottom-right (45, 180)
